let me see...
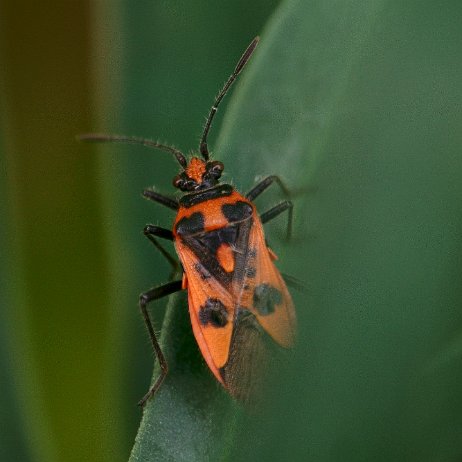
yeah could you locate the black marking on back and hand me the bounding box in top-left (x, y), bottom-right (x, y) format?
top-left (222, 201), bottom-right (253, 223)
top-left (180, 184), bottom-right (234, 208)
top-left (199, 298), bottom-right (229, 327)
top-left (175, 212), bottom-right (205, 236)
top-left (201, 225), bottom-right (238, 255)
top-left (182, 217), bottom-right (253, 289)
top-left (253, 283), bottom-right (282, 316)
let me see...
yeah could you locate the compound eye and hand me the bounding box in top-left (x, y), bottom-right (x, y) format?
top-left (172, 175), bottom-right (184, 189)
top-left (208, 161), bottom-right (224, 178)
top-left (184, 179), bottom-right (197, 191)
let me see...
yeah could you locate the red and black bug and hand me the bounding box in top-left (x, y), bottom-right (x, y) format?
top-left (81, 37), bottom-right (296, 406)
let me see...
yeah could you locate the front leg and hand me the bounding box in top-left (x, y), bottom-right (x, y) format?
top-left (246, 175), bottom-right (290, 201)
top-left (260, 200), bottom-right (293, 239)
top-left (143, 189), bottom-right (179, 210)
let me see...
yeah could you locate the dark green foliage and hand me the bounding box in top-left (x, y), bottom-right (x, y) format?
top-left (1, 0), bottom-right (461, 461)
top-left (133, 0), bottom-right (462, 460)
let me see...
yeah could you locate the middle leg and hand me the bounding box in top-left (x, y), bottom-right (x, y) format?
top-left (143, 224), bottom-right (179, 275)
top-left (260, 200), bottom-right (293, 239)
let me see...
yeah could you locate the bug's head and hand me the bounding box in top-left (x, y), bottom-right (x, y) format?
top-left (78, 37), bottom-right (259, 195)
top-left (172, 157), bottom-right (224, 192)
top-left (172, 37), bottom-right (258, 193)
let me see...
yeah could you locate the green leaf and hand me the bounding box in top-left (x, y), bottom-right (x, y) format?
top-left (129, 291), bottom-right (243, 462)
top-left (130, 0), bottom-right (462, 460)
top-left (220, 0), bottom-right (462, 460)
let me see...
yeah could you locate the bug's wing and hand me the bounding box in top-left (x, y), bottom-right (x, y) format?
top-left (176, 239), bottom-right (235, 385)
top-left (218, 219), bottom-right (297, 401)
top-left (219, 218), bottom-right (297, 401)
top-left (175, 215), bottom-right (296, 400)
top-left (235, 218), bottom-right (297, 348)
top-left (219, 306), bottom-right (270, 402)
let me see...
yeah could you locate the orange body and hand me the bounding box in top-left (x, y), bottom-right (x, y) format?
top-left (172, 184), bottom-right (296, 394)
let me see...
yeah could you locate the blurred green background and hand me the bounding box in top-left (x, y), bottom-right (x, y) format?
top-left (1, 1), bottom-right (462, 461)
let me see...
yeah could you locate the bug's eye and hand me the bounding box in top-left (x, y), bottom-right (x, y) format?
top-left (208, 161), bottom-right (224, 178)
top-left (173, 174), bottom-right (197, 191)
top-left (184, 179), bottom-right (196, 191)
top-left (173, 175), bottom-right (184, 189)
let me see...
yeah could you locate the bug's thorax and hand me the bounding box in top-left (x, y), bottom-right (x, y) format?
top-left (173, 185), bottom-right (255, 238)
top-left (172, 155), bottom-right (256, 238)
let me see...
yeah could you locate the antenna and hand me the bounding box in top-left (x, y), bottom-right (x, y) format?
top-left (199, 36), bottom-right (259, 161)
top-left (78, 133), bottom-right (187, 168)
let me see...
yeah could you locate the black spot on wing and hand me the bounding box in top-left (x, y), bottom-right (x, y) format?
top-left (175, 212), bottom-right (205, 236)
top-left (199, 298), bottom-right (229, 328)
top-left (222, 201), bottom-right (253, 223)
top-left (253, 283), bottom-right (282, 316)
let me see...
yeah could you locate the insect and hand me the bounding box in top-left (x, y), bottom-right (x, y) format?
top-left (81, 37), bottom-right (296, 405)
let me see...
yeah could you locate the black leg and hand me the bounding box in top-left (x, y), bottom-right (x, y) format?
top-left (260, 200), bottom-right (293, 239)
top-left (144, 224), bottom-right (173, 241)
top-left (143, 189), bottom-right (179, 210)
top-left (138, 279), bottom-right (183, 407)
top-left (144, 225), bottom-right (179, 274)
top-left (246, 175), bottom-right (290, 202)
